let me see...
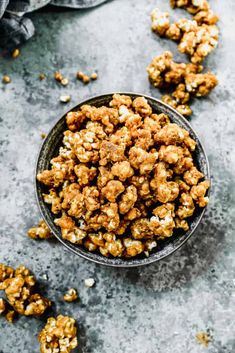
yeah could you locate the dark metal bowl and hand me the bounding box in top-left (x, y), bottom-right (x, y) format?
top-left (35, 93), bottom-right (210, 267)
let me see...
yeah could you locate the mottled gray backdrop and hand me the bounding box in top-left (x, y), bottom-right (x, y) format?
top-left (0, 0), bottom-right (234, 352)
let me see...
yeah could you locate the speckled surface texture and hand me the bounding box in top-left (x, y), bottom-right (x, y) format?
top-left (0, 1), bottom-right (234, 352)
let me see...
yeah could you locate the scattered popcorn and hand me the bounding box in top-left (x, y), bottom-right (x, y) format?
top-left (147, 51), bottom-right (218, 117)
top-left (84, 278), bottom-right (95, 287)
top-left (60, 95), bottom-right (71, 103)
top-left (61, 78), bottom-right (69, 86)
top-left (38, 315), bottom-right (78, 353)
top-left (28, 220), bottom-right (53, 240)
top-left (63, 288), bottom-right (78, 302)
top-left (0, 264), bottom-right (51, 316)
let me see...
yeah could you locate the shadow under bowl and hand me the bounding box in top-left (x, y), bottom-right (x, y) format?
top-left (35, 92), bottom-right (210, 267)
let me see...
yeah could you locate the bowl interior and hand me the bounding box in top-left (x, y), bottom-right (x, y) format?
top-left (36, 93), bottom-right (210, 267)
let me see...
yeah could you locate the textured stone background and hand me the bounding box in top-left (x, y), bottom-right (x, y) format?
top-left (0, 0), bottom-right (235, 352)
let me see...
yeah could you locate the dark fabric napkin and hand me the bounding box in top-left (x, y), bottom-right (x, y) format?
top-left (0, 0), bottom-right (108, 49)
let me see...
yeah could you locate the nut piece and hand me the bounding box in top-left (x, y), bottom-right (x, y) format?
top-left (2, 75), bottom-right (11, 84)
top-left (54, 71), bottom-right (63, 82)
top-left (12, 48), bottom-right (20, 59)
top-left (38, 315), bottom-right (78, 353)
top-left (84, 278), bottom-right (95, 287)
top-left (28, 220), bottom-right (53, 240)
top-left (63, 288), bottom-right (78, 302)
top-left (90, 72), bottom-right (98, 80)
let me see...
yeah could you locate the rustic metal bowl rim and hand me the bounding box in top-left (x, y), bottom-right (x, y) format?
top-left (35, 92), bottom-right (210, 268)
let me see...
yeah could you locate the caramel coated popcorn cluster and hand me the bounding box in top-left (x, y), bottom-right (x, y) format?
top-left (147, 51), bottom-right (218, 116)
top-left (37, 94), bottom-right (209, 259)
top-left (28, 220), bottom-right (53, 240)
top-left (151, 8), bottom-right (219, 64)
top-left (38, 315), bottom-right (78, 353)
top-left (0, 263), bottom-right (51, 318)
top-left (149, 1), bottom-right (219, 117)
top-left (170, 0), bottom-right (219, 25)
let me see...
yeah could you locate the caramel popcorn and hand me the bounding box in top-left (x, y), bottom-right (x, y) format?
top-left (37, 95), bottom-right (209, 258)
top-left (38, 315), bottom-right (78, 353)
top-left (170, 0), bottom-right (219, 25)
top-left (63, 288), bottom-right (78, 302)
top-left (0, 264), bottom-right (51, 317)
top-left (147, 51), bottom-right (218, 117)
top-left (28, 220), bottom-right (53, 240)
top-left (151, 9), bottom-right (219, 64)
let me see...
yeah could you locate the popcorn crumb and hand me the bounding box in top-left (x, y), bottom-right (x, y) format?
top-left (60, 95), bottom-right (71, 103)
top-left (61, 78), bottom-right (69, 86)
top-left (63, 288), bottom-right (78, 302)
top-left (84, 278), bottom-right (95, 287)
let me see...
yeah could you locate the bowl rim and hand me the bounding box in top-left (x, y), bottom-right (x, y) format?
top-left (35, 92), bottom-right (210, 268)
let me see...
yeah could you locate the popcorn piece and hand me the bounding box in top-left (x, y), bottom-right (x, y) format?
top-left (37, 168), bottom-right (66, 187)
top-left (63, 288), bottom-right (78, 302)
top-left (111, 161), bottom-right (134, 181)
top-left (151, 8), bottom-right (170, 36)
top-left (0, 264), bottom-right (14, 289)
top-left (43, 189), bottom-right (62, 214)
top-left (123, 238), bottom-right (144, 257)
top-left (84, 278), bottom-right (95, 287)
top-left (28, 220), bottom-right (53, 240)
top-left (66, 111), bottom-right (86, 131)
top-left (38, 315), bottom-right (78, 353)
top-left (149, 203), bottom-right (175, 239)
top-left (74, 164), bottom-right (97, 186)
top-left (176, 192), bottom-right (195, 218)
top-left (190, 180), bottom-right (210, 206)
top-left (183, 166), bottom-right (204, 185)
top-left (129, 147), bottom-right (158, 174)
top-left (119, 185), bottom-right (138, 214)
top-left (185, 72), bottom-right (218, 96)
top-left (132, 97), bottom-right (152, 117)
top-left (109, 94), bottom-right (133, 109)
top-left (101, 180), bottom-right (125, 202)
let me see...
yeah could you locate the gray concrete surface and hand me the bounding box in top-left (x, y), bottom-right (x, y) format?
top-left (0, 0), bottom-right (235, 352)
